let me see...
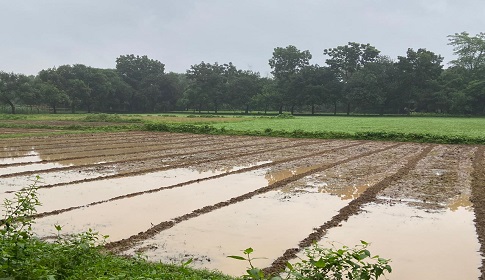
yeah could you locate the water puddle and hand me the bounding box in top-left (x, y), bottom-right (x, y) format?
top-left (0, 162), bottom-right (75, 176)
top-left (32, 169), bottom-right (270, 241)
top-left (0, 150), bottom-right (42, 165)
top-left (0, 167), bottom-right (119, 195)
top-left (124, 190), bottom-right (349, 276)
top-left (317, 201), bottom-right (481, 280)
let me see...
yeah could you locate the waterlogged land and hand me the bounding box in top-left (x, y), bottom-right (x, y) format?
top-left (0, 130), bottom-right (484, 279)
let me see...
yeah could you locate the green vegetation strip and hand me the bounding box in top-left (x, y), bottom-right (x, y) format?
top-left (144, 117), bottom-right (485, 145)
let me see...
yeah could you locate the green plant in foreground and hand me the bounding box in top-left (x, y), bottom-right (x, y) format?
top-left (0, 176), bottom-right (41, 276)
top-left (229, 242), bottom-right (391, 280)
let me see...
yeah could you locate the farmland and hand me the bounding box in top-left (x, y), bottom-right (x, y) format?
top-left (0, 126), bottom-right (483, 279)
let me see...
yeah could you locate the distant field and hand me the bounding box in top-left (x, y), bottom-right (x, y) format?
top-left (210, 116), bottom-right (485, 138)
top-left (1, 113), bottom-right (485, 143)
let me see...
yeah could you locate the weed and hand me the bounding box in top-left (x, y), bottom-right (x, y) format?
top-left (229, 242), bottom-right (391, 280)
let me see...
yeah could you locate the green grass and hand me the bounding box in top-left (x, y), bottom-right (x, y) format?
top-left (210, 116), bottom-right (485, 138)
top-left (2, 113), bottom-right (485, 144)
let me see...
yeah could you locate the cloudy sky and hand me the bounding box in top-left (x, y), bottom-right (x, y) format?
top-left (1, 1), bottom-right (484, 76)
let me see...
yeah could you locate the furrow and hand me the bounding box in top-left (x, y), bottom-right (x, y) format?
top-left (0, 135), bottom-right (282, 173)
top-left (0, 132), bottom-right (193, 152)
top-left (0, 134), bottom-right (227, 159)
top-left (0, 136), bottom-right (288, 168)
top-left (33, 141), bottom-right (366, 219)
top-left (27, 138), bottom-right (301, 190)
top-left (471, 146), bottom-right (485, 280)
top-left (262, 144), bottom-right (434, 275)
top-left (104, 142), bottom-right (402, 253)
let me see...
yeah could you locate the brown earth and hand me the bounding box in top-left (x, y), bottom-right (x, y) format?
top-left (0, 131), bottom-right (483, 279)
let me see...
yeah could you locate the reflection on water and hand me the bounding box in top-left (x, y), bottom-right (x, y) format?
top-left (447, 194), bottom-right (473, 211)
top-left (265, 165), bottom-right (322, 185)
top-left (320, 201), bottom-right (480, 280)
top-left (267, 167), bottom-right (371, 201)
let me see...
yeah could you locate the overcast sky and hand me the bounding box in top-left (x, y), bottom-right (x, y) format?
top-left (1, 1), bottom-right (484, 76)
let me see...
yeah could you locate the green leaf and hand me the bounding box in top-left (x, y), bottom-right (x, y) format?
top-left (227, 255), bottom-right (246, 261)
top-left (244, 247), bottom-right (254, 254)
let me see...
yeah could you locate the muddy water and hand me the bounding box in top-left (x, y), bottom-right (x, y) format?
top-left (35, 162), bottom-right (271, 213)
top-left (0, 162), bottom-right (74, 176)
top-left (0, 167), bottom-right (118, 194)
top-left (125, 190), bottom-right (349, 276)
top-left (0, 150), bottom-right (42, 165)
top-left (121, 143), bottom-right (425, 276)
top-left (320, 202), bottom-right (480, 280)
top-left (32, 169), bottom-right (270, 240)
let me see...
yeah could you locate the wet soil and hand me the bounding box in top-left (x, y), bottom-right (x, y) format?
top-left (0, 131), bottom-right (484, 279)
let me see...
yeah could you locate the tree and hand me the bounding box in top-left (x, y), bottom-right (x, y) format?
top-left (323, 42), bottom-right (380, 114)
top-left (36, 81), bottom-right (69, 113)
top-left (226, 70), bottom-right (262, 114)
top-left (397, 48), bottom-right (443, 112)
top-left (269, 45), bottom-right (312, 114)
top-left (116, 55), bottom-right (165, 112)
top-left (186, 62), bottom-right (227, 113)
top-left (448, 32), bottom-right (485, 76)
top-left (0, 72), bottom-right (32, 114)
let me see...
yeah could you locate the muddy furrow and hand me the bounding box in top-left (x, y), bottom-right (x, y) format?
top-left (104, 142), bottom-right (402, 253)
top-left (25, 139), bottom-right (308, 190)
top-left (0, 133), bottom-right (195, 153)
top-left (262, 145), bottom-right (434, 275)
top-left (0, 137), bottom-right (312, 179)
top-left (0, 134), bottom-right (231, 160)
top-left (33, 141), bottom-right (366, 219)
top-left (0, 131), bottom-right (153, 147)
top-left (0, 136), bottom-right (288, 168)
top-left (471, 146), bottom-right (485, 280)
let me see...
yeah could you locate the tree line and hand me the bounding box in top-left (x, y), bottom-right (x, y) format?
top-left (1, 32), bottom-right (484, 115)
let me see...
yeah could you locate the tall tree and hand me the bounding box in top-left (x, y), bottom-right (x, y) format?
top-left (269, 45), bottom-right (312, 114)
top-left (397, 48), bottom-right (443, 112)
top-left (226, 70), bottom-right (262, 114)
top-left (323, 42), bottom-right (380, 114)
top-left (116, 54), bottom-right (165, 112)
top-left (448, 32), bottom-right (485, 76)
top-left (186, 62), bottom-right (227, 113)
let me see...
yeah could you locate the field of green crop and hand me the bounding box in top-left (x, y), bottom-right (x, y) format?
top-left (210, 116), bottom-right (485, 138)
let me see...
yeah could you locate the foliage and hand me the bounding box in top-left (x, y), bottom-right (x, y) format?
top-left (228, 242), bottom-right (391, 280)
top-left (0, 176), bottom-right (42, 277)
top-left (448, 32), bottom-right (485, 74)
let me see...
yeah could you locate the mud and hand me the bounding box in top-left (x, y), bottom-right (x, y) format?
top-left (0, 131), bottom-right (484, 279)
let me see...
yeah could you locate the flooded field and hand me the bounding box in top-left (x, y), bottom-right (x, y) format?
top-left (0, 131), bottom-right (484, 279)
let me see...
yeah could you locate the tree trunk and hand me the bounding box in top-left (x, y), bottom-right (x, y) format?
top-left (245, 104), bottom-right (249, 114)
top-left (214, 100), bottom-right (218, 114)
top-left (334, 101), bottom-right (337, 115)
top-left (53, 104), bottom-right (57, 114)
top-left (278, 105), bottom-right (283, 114)
top-left (311, 104), bottom-right (315, 115)
top-left (346, 102), bottom-right (350, 116)
top-left (290, 105), bottom-right (295, 115)
top-left (7, 100), bottom-right (15, 114)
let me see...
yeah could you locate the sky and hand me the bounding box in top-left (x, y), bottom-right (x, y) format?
top-left (1, 0), bottom-right (484, 77)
